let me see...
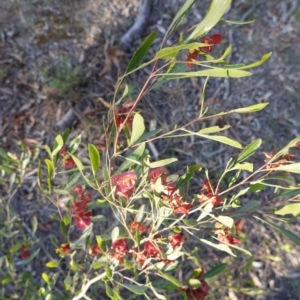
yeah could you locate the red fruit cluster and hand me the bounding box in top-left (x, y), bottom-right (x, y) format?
top-left (115, 102), bottom-right (135, 129)
top-left (214, 219), bottom-right (245, 245)
top-left (19, 244), bottom-right (30, 260)
top-left (111, 239), bottom-right (129, 265)
top-left (198, 179), bottom-right (222, 207)
top-left (181, 268), bottom-right (210, 300)
top-left (186, 34), bottom-right (222, 69)
top-left (168, 233), bottom-right (183, 248)
top-left (57, 243), bottom-right (71, 256)
top-left (87, 244), bottom-right (102, 256)
top-left (128, 219), bottom-right (147, 233)
top-left (263, 150), bottom-right (295, 169)
top-left (112, 171), bottom-right (138, 200)
top-left (71, 185), bottom-right (93, 230)
top-left (59, 147), bottom-right (75, 169)
top-left (148, 168), bottom-right (192, 216)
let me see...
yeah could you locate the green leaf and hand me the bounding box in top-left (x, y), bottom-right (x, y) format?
top-left (117, 282), bottom-right (148, 295)
top-left (188, 279), bottom-right (202, 288)
top-left (156, 68), bottom-right (252, 79)
top-left (233, 52), bottom-right (272, 70)
top-left (46, 261), bottom-right (59, 268)
top-left (187, 0), bottom-right (232, 41)
top-left (45, 159), bottom-right (54, 191)
top-left (116, 143), bottom-right (145, 174)
top-left (61, 128), bottom-right (70, 144)
top-left (215, 216), bottom-right (234, 228)
top-left (273, 163), bottom-right (300, 174)
top-left (111, 227), bottom-right (119, 243)
top-left (255, 216), bottom-right (300, 246)
top-left (200, 263), bottom-right (227, 280)
top-left (165, 0), bottom-right (196, 39)
top-left (229, 162), bottom-right (253, 172)
top-left (60, 221), bottom-right (68, 239)
top-left (42, 273), bottom-right (50, 285)
top-left (136, 204), bottom-right (145, 222)
top-left (105, 282), bottom-right (114, 298)
top-left (132, 129), bottom-right (162, 145)
top-left (222, 19), bottom-right (255, 25)
top-left (148, 158), bottom-right (178, 168)
top-left (88, 143), bottom-right (100, 177)
top-left (274, 203), bottom-right (300, 217)
top-left (92, 215), bottom-right (106, 222)
top-left (155, 42), bottom-right (211, 60)
top-left (200, 239), bottom-right (236, 256)
top-left (199, 125), bottom-right (231, 134)
top-left (126, 31), bottom-right (156, 73)
top-left (116, 84), bottom-right (129, 106)
top-left (198, 134), bottom-right (242, 149)
top-left (68, 134), bottom-right (81, 153)
top-left (230, 103), bottom-right (268, 114)
top-left (157, 270), bottom-right (181, 287)
top-left (236, 139), bottom-right (262, 164)
top-left (52, 135), bottom-right (64, 157)
top-left (129, 113), bottom-right (145, 146)
top-left (149, 284), bottom-right (167, 300)
top-left (231, 200), bottom-right (261, 218)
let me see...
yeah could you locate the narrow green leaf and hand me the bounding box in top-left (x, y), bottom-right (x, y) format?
top-left (231, 201), bottom-right (261, 218)
top-left (126, 31), bottom-right (156, 73)
top-left (52, 135), bottom-right (64, 157)
top-left (199, 134), bottom-right (242, 149)
top-left (88, 143), bottom-right (100, 177)
top-left (187, 0), bottom-right (232, 41)
top-left (156, 68), bottom-right (252, 79)
top-left (165, 0), bottom-right (196, 38)
top-left (132, 129), bottom-right (162, 145)
top-left (61, 128), bottom-right (70, 144)
top-left (129, 113), bottom-right (145, 146)
top-left (200, 239), bottom-right (236, 256)
top-left (273, 163), bottom-right (300, 174)
top-left (233, 52), bottom-right (272, 70)
top-left (200, 263), bottom-right (227, 280)
top-left (157, 270), bottom-right (181, 287)
top-left (45, 159), bottom-right (54, 190)
top-left (116, 143), bottom-right (145, 174)
top-left (117, 282), bottom-right (148, 295)
top-left (236, 139), bottom-right (262, 164)
top-left (60, 221), bottom-right (68, 239)
top-left (274, 203), bottom-right (300, 217)
top-left (199, 125), bottom-right (231, 134)
top-left (155, 42), bottom-right (211, 60)
top-left (148, 158), bottom-right (178, 168)
top-left (222, 19), bottom-right (255, 25)
top-left (229, 162), bottom-right (253, 172)
top-left (92, 215), bottom-right (106, 222)
top-left (68, 134), bottom-right (81, 153)
top-left (255, 216), bottom-right (300, 246)
top-left (115, 84), bottom-right (129, 106)
top-left (105, 282), bottom-right (114, 298)
top-left (230, 103), bottom-right (268, 114)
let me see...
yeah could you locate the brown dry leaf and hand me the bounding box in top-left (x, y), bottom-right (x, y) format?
top-left (99, 42), bottom-right (124, 76)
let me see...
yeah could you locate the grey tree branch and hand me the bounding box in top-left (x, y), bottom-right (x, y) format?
top-left (120, 0), bottom-right (151, 50)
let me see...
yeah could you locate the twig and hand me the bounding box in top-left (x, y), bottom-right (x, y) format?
top-left (120, 0), bottom-right (152, 51)
top-left (55, 99), bottom-right (91, 131)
